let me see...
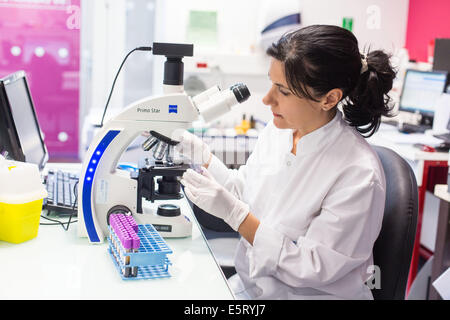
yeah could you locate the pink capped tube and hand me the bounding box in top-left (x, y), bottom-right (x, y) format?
top-left (132, 235), bottom-right (140, 251)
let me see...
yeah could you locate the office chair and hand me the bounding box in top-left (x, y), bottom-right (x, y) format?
top-left (190, 146), bottom-right (419, 300)
top-left (371, 146), bottom-right (418, 300)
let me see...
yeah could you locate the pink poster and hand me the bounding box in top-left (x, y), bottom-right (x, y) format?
top-left (0, 0), bottom-right (80, 161)
top-left (405, 0), bottom-right (450, 62)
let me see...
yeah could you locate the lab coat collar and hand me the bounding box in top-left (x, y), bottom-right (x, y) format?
top-left (288, 110), bottom-right (344, 157)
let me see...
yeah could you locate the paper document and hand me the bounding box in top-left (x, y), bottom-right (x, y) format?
top-left (433, 267), bottom-right (450, 300)
top-left (376, 130), bottom-right (445, 146)
top-left (433, 94), bottom-right (450, 132)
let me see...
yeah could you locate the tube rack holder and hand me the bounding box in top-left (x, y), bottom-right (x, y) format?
top-left (108, 223), bottom-right (173, 280)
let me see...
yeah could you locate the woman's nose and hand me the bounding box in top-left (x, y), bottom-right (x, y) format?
top-left (262, 87), bottom-right (275, 106)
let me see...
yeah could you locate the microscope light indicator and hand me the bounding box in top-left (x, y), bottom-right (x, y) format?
top-left (82, 130), bottom-right (121, 243)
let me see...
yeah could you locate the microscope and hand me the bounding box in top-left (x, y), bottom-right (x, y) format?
top-left (77, 43), bottom-right (250, 244)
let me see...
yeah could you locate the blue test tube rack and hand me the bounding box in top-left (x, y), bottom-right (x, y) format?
top-left (108, 223), bottom-right (173, 280)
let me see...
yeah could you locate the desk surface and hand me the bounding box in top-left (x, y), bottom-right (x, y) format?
top-left (434, 184), bottom-right (450, 202)
top-left (368, 123), bottom-right (449, 162)
top-left (0, 164), bottom-right (234, 300)
top-left (368, 124), bottom-right (449, 187)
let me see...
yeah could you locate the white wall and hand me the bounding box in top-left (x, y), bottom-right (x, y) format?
top-left (153, 0), bottom-right (262, 55)
top-left (82, 0), bottom-right (411, 131)
top-left (80, 0), bottom-right (157, 156)
top-left (152, 0), bottom-right (275, 127)
top-left (80, 0), bottom-right (126, 122)
top-left (301, 0), bottom-right (409, 55)
top-left (151, 0), bottom-right (411, 128)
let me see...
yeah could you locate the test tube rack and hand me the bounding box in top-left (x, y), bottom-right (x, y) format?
top-left (108, 214), bottom-right (172, 280)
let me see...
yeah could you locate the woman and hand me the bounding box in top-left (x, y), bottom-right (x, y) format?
top-left (177, 25), bottom-right (396, 299)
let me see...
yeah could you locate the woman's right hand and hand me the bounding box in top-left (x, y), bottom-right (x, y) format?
top-left (174, 130), bottom-right (212, 167)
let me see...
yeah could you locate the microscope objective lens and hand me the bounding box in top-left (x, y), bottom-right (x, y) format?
top-left (153, 142), bottom-right (168, 160)
top-left (166, 145), bottom-right (174, 163)
top-left (142, 136), bottom-right (159, 151)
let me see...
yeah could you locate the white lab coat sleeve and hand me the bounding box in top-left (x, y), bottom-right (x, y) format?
top-left (207, 154), bottom-right (237, 187)
top-left (207, 122), bottom-right (271, 200)
top-left (207, 154), bottom-right (249, 201)
top-left (248, 173), bottom-right (385, 288)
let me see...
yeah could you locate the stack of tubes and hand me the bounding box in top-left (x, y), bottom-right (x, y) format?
top-left (109, 214), bottom-right (140, 277)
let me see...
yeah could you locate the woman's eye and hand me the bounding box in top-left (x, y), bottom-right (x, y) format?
top-left (278, 87), bottom-right (290, 96)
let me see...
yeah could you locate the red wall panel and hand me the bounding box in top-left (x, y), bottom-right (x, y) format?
top-left (0, 1), bottom-right (80, 161)
top-left (405, 0), bottom-right (450, 62)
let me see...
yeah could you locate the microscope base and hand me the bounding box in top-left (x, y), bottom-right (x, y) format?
top-left (134, 204), bottom-right (192, 238)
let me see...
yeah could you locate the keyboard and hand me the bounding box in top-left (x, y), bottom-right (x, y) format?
top-left (382, 119), bottom-right (399, 127)
top-left (398, 123), bottom-right (431, 134)
top-left (433, 132), bottom-right (450, 142)
top-left (44, 170), bottom-right (79, 215)
top-left (382, 120), bottom-right (431, 134)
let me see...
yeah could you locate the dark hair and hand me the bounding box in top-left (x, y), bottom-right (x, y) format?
top-left (266, 24), bottom-right (396, 137)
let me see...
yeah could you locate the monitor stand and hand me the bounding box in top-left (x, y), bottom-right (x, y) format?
top-left (420, 114), bottom-right (434, 128)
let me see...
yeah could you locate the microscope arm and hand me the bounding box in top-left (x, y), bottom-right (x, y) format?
top-left (78, 93), bottom-right (198, 243)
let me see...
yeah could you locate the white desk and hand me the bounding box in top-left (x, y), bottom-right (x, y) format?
top-left (0, 163), bottom-right (234, 300)
top-left (368, 123), bottom-right (449, 295)
top-left (368, 123), bottom-right (449, 186)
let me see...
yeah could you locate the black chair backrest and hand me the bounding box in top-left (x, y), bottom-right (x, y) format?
top-left (371, 146), bottom-right (419, 300)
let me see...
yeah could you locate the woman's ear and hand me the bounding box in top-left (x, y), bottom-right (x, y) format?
top-left (321, 89), bottom-right (343, 111)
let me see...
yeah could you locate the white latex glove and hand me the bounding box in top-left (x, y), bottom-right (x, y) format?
top-left (173, 130), bottom-right (212, 166)
top-left (181, 167), bottom-right (250, 231)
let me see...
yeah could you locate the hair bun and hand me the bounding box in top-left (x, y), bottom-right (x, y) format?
top-left (360, 55), bottom-right (369, 74)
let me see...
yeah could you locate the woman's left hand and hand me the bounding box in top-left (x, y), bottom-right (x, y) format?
top-left (180, 167), bottom-right (250, 231)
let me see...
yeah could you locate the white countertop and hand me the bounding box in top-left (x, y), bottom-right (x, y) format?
top-left (368, 123), bottom-right (449, 162)
top-left (434, 184), bottom-right (450, 202)
top-left (0, 163), bottom-right (234, 300)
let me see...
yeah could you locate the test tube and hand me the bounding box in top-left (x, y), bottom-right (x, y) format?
top-left (131, 235), bottom-right (140, 277)
top-left (111, 216), bottom-right (123, 267)
top-left (126, 215), bottom-right (139, 233)
top-left (123, 215), bottom-right (138, 277)
top-left (109, 214), bottom-right (141, 278)
top-left (110, 215), bottom-right (120, 256)
top-left (124, 238), bottom-right (132, 277)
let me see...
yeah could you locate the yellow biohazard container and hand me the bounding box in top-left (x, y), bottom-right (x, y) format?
top-left (0, 156), bottom-right (47, 244)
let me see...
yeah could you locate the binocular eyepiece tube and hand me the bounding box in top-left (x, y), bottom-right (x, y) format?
top-left (194, 83), bottom-right (251, 123)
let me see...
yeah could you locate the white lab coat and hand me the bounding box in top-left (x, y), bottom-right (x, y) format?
top-left (207, 111), bottom-right (386, 300)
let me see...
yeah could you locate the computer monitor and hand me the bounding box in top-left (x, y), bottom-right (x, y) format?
top-left (433, 38), bottom-right (450, 90)
top-left (0, 71), bottom-right (48, 170)
top-left (399, 69), bottom-right (448, 126)
top-left (0, 81), bottom-right (24, 162)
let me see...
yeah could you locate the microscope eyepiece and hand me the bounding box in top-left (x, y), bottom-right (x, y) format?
top-left (194, 83), bottom-right (251, 123)
top-left (231, 83), bottom-right (250, 103)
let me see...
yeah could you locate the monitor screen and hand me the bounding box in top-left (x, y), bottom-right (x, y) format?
top-left (433, 38), bottom-right (450, 92)
top-left (433, 38), bottom-right (450, 74)
top-left (399, 70), bottom-right (448, 116)
top-left (0, 85), bottom-right (24, 161)
top-left (0, 71), bottom-right (47, 170)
